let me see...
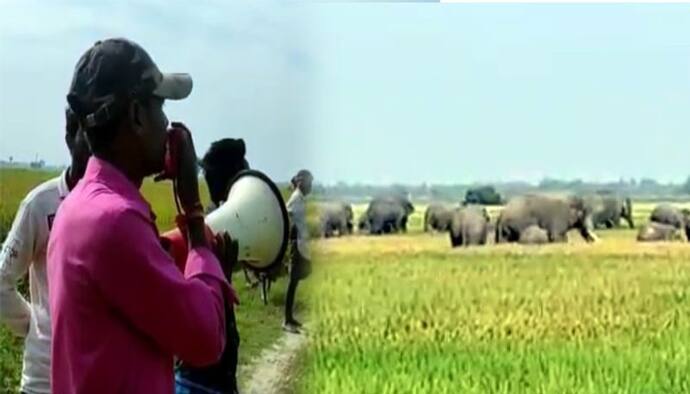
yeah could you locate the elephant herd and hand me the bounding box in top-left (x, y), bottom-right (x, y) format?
top-left (317, 195), bottom-right (415, 238)
top-left (425, 194), bottom-right (598, 246)
top-left (318, 193), bottom-right (690, 246)
top-left (317, 195), bottom-right (415, 237)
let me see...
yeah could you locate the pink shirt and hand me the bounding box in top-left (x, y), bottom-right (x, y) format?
top-left (47, 157), bottom-right (233, 394)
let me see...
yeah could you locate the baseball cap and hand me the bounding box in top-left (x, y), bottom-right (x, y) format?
top-left (67, 38), bottom-right (193, 128)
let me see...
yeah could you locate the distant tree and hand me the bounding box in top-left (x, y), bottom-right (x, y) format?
top-left (639, 178), bottom-right (659, 188)
top-left (464, 185), bottom-right (503, 205)
top-left (681, 176), bottom-right (690, 194)
top-left (538, 178), bottom-right (565, 190)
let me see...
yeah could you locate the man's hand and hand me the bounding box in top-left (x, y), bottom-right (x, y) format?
top-left (171, 122), bottom-right (202, 214)
top-left (213, 232), bottom-right (239, 282)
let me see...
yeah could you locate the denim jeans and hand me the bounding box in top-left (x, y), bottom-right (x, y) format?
top-left (175, 374), bottom-right (226, 394)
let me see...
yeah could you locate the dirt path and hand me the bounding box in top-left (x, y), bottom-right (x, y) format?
top-left (242, 330), bottom-right (308, 394)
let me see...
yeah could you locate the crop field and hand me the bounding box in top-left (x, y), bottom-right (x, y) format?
top-left (298, 204), bottom-right (690, 393)
top-left (0, 169), bottom-right (294, 392)
top-left (4, 168), bottom-right (690, 393)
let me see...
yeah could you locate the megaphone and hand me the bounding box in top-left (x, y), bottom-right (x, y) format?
top-left (162, 169), bottom-right (289, 273)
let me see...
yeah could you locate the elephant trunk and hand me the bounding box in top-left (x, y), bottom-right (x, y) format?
top-left (578, 215), bottom-right (599, 243)
top-left (625, 198), bottom-right (635, 229)
top-left (494, 218), bottom-right (503, 244)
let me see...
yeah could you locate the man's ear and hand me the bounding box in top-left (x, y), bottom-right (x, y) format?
top-left (65, 132), bottom-right (75, 153)
top-left (128, 99), bottom-right (145, 132)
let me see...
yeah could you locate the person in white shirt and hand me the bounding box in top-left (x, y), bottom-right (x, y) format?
top-left (283, 169), bottom-right (313, 334)
top-left (0, 107), bottom-right (90, 394)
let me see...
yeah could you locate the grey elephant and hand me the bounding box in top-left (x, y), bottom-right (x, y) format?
top-left (637, 222), bottom-right (683, 242)
top-left (424, 203), bottom-right (456, 232)
top-left (319, 202), bottom-right (354, 238)
top-left (495, 194), bottom-right (598, 243)
top-left (649, 204), bottom-right (690, 240)
top-left (449, 205), bottom-right (490, 247)
top-left (364, 196), bottom-right (415, 235)
top-left (584, 193), bottom-right (634, 229)
top-left (519, 225), bottom-right (549, 244)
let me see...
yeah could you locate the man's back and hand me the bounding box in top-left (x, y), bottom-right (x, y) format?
top-left (0, 172), bottom-right (68, 394)
top-left (48, 157), bottom-right (230, 394)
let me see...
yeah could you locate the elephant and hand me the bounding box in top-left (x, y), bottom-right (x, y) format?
top-left (649, 204), bottom-right (690, 240)
top-left (319, 202), bottom-right (354, 238)
top-left (449, 205), bottom-right (490, 247)
top-left (424, 203), bottom-right (456, 232)
top-left (364, 195), bottom-right (415, 235)
top-left (495, 194), bottom-right (598, 243)
top-left (519, 225), bottom-right (549, 244)
top-left (637, 222), bottom-right (683, 242)
top-left (583, 193), bottom-right (634, 229)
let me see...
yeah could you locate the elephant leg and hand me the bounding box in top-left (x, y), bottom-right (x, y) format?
top-left (461, 228), bottom-right (469, 247)
top-left (495, 224), bottom-right (503, 243)
top-left (627, 217), bottom-right (635, 229)
top-left (506, 227), bottom-right (519, 243)
top-left (370, 218), bottom-right (381, 234)
top-left (547, 229), bottom-right (561, 243)
top-left (450, 231), bottom-right (461, 247)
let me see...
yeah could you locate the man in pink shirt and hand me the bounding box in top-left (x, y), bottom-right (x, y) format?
top-left (47, 38), bottom-right (235, 394)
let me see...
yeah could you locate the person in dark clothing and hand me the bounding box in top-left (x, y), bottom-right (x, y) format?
top-left (173, 138), bottom-right (248, 394)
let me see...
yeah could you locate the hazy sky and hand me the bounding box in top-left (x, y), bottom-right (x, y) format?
top-left (0, 1), bottom-right (315, 182)
top-left (1, 2), bottom-right (689, 184)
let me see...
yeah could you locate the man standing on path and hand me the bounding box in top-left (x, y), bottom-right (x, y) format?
top-left (283, 169), bottom-right (313, 334)
top-left (48, 38), bottom-right (236, 394)
top-left (0, 107), bottom-right (90, 394)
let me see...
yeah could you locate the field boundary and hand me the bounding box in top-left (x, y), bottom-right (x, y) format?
top-left (242, 330), bottom-right (307, 394)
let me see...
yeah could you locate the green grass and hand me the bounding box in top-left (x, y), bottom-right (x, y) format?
top-left (299, 225), bottom-right (690, 393)
top-left (5, 168), bottom-right (690, 393)
top-left (0, 168), bottom-right (294, 392)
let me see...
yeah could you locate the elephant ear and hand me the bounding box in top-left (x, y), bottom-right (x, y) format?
top-left (569, 206), bottom-right (585, 226)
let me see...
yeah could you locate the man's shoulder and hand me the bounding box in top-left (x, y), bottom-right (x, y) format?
top-left (61, 181), bottom-right (150, 226)
top-left (19, 176), bottom-right (62, 213)
top-left (286, 190), bottom-right (304, 205)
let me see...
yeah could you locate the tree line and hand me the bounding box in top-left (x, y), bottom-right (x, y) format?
top-left (309, 176), bottom-right (690, 203)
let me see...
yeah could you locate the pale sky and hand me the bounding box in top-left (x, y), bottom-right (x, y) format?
top-left (1, 2), bottom-right (689, 184)
top-left (0, 0), bottom-right (315, 182)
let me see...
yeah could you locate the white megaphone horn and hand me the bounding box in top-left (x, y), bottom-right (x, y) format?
top-left (207, 170), bottom-right (289, 271)
top-left (162, 170), bottom-right (290, 273)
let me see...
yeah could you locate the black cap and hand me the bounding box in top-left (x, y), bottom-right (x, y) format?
top-left (67, 38), bottom-right (192, 128)
top-left (201, 138), bottom-right (247, 172)
top-left (291, 169), bottom-right (313, 186)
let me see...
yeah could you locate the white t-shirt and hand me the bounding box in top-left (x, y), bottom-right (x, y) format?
top-left (286, 188), bottom-right (310, 259)
top-left (0, 170), bottom-right (69, 394)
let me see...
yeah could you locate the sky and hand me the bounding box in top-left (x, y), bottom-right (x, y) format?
top-left (1, 2), bottom-right (689, 184)
top-left (0, 0), bottom-right (315, 183)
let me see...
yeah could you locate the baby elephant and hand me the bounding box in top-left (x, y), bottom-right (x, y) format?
top-left (637, 222), bottom-right (683, 242)
top-left (519, 225), bottom-right (549, 245)
top-left (449, 205), bottom-right (490, 247)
